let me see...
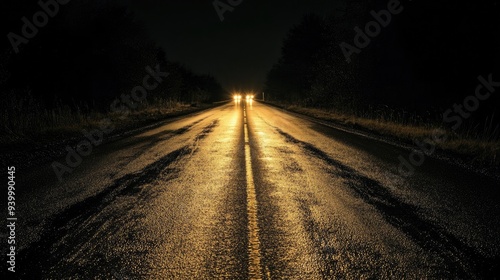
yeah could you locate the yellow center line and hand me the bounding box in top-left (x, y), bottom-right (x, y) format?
top-left (244, 105), bottom-right (263, 279)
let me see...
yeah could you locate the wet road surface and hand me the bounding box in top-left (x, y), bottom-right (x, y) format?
top-left (9, 101), bottom-right (500, 279)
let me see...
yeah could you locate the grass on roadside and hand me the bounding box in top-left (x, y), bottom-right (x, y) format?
top-left (0, 99), bottom-right (201, 149)
top-left (286, 105), bottom-right (500, 166)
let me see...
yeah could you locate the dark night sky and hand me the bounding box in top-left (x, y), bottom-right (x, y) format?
top-left (128, 0), bottom-right (341, 91)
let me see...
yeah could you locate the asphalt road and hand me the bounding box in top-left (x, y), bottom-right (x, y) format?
top-left (8, 101), bottom-right (500, 279)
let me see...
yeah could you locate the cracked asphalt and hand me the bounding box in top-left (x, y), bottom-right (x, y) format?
top-left (7, 101), bottom-right (500, 279)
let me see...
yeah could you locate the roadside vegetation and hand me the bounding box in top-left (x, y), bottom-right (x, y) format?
top-left (0, 0), bottom-right (227, 150)
top-left (278, 104), bottom-right (499, 166)
top-left (264, 1), bottom-right (499, 167)
top-left (0, 96), bottom-right (217, 149)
